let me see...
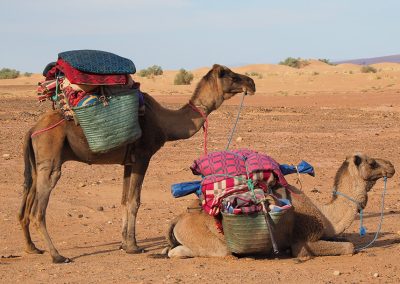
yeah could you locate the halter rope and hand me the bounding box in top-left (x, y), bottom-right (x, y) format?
top-left (333, 176), bottom-right (388, 251)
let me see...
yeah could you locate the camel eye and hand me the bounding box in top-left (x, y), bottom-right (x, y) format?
top-left (369, 161), bottom-right (378, 169)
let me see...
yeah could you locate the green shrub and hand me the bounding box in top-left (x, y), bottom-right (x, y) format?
top-left (279, 57), bottom-right (309, 68)
top-left (0, 68), bottom-right (20, 79)
top-left (361, 65), bottom-right (377, 73)
top-left (174, 69), bottom-right (194, 85)
top-left (245, 71), bottom-right (263, 79)
top-left (23, 72), bottom-right (33, 77)
top-left (137, 65), bottom-right (163, 77)
top-left (318, 58), bottom-right (335, 65)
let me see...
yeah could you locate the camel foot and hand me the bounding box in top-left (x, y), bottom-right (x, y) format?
top-left (119, 243), bottom-right (127, 251)
top-left (25, 245), bottom-right (44, 255)
top-left (125, 246), bottom-right (146, 254)
top-left (52, 255), bottom-right (72, 264)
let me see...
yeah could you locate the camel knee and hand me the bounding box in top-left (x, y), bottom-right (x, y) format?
top-left (168, 245), bottom-right (194, 258)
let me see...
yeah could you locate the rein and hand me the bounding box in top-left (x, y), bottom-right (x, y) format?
top-left (333, 176), bottom-right (388, 251)
top-left (31, 119), bottom-right (66, 138)
top-left (189, 91), bottom-right (247, 156)
top-left (188, 101), bottom-right (208, 155)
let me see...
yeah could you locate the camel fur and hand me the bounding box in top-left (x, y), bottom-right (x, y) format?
top-left (19, 64), bottom-right (255, 263)
top-left (166, 154), bottom-right (395, 258)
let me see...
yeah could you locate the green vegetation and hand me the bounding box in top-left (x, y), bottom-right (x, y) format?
top-left (23, 72), bottom-right (33, 77)
top-left (279, 57), bottom-right (309, 68)
top-left (318, 58), bottom-right (335, 65)
top-left (0, 68), bottom-right (20, 79)
top-left (174, 69), bottom-right (194, 85)
top-left (137, 65), bottom-right (163, 77)
top-left (245, 71), bottom-right (263, 79)
top-left (360, 65), bottom-right (377, 73)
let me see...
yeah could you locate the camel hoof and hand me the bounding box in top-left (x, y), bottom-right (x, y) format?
top-left (52, 255), bottom-right (72, 264)
top-left (25, 246), bottom-right (44, 255)
top-left (119, 243), bottom-right (127, 251)
top-left (125, 247), bottom-right (146, 254)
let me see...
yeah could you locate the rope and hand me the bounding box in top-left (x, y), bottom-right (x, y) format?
top-left (226, 91), bottom-right (246, 150)
top-left (355, 176), bottom-right (388, 251)
top-left (188, 101), bottom-right (208, 155)
top-left (31, 119), bottom-right (65, 138)
top-left (333, 176), bottom-right (388, 251)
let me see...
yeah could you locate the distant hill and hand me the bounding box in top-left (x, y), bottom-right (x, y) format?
top-left (334, 54), bottom-right (400, 65)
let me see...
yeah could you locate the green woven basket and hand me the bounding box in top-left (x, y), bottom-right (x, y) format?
top-left (222, 208), bottom-right (294, 255)
top-left (73, 90), bottom-right (142, 153)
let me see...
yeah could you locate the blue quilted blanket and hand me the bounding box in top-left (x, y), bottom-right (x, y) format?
top-left (58, 50), bottom-right (136, 74)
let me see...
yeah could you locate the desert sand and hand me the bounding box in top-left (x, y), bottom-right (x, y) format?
top-left (1, 61), bottom-right (400, 283)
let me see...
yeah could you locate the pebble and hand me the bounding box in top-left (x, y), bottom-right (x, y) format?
top-left (107, 221), bottom-right (112, 224)
top-left (236, 137), bottom-right (243, 142)
top-left (373, 273), bottom-right (379, 278)
top-left (333, 270), bottom-right (341, 276)
top-left (78, 182), bottom-right (86, 188)
top-left (2, 154), bottom-right (10, 160)
top-left (78, 214), bottom-right (83, 218)
top-left (97, 206), bottom-right (104, 212)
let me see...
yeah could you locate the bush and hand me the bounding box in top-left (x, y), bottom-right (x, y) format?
top-left (361, 65), bottom-right (377, 73)
top-left (137, 65), bottom-right (163, 77)
top-left (245, 71), bottom-right (263, 79)
top-left (279, 57), bottom-right (309, 68)
top-left (174, 69), bottom-right (194, 85)
top-left (23, 72), bottom-right (33, 77)
top-left (318, 58), bottom-right (335, 65)
top-left (0, 68), bottom-right (20, 79)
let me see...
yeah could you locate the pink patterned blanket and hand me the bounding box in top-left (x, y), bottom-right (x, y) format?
top-left (191, 149), bottom-right (288, 215)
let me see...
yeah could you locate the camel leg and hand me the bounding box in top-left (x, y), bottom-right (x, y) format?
top-left (168, 245), bottom-right (194, 258)
top-left (291, 240), bottom-right (354, 257)
top-left (120, 165), bottom-right (132, 250)
top-left (31, 159), bottom-right (68, 263)
top-left (18, 181), bottom-right (44, 255)
top-left (169, 212), bottom-right (230, 258)
top-left (123, 158), bottom-right (150, 254)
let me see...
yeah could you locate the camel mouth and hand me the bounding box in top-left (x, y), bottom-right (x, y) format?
top-left (243, 88), bottom-right (255, 96)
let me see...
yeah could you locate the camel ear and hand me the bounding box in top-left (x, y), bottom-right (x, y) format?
top-left (354, 155), bottom-right (362, 167)
top-left (212, 64), bottom-right (225, 77)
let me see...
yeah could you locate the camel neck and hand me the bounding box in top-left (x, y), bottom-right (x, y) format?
top-left (318, 173), bottom-right (368, 238)
top-left (154, 101), bottom-right (207, 142)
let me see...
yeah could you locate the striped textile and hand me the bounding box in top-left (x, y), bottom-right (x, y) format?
top-left (192, 150), bottom-right (288, 216)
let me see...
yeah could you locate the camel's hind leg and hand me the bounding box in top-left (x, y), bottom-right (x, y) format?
top-left (18, 132), bottom-right (43, 254)
top-left (18, 181), bottom-right (44, 254)
top-left (168, 211), bottom-right (230, 258)
top-left (291, 240), bottom-right (354, 258)
top-left (31, 159), bottom-right (67, 263)
top-left (168, 245), bottom-right (194, 258)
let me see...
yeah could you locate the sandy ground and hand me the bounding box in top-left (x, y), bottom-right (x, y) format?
top-left (1, 61), bottom-right (400, 283)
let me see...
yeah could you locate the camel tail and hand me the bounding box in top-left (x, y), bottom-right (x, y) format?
top-left (19, 131), bottom-right (37, 220)
top-left (166, 217), bottom-right (181, 248)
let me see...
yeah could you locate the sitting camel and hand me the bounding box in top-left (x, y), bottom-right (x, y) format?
top-left (19, 64), bottom-right (255, 263)
top-left (166, 153), bottom-right (395, 258)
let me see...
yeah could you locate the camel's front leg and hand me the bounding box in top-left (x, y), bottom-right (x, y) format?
top-left (121, 159), bottom-right (150, 254)
top-left (291, 240), bottom-right (354, 257)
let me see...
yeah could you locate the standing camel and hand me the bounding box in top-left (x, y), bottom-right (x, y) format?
top-left (166, 154), bottom-right (395, 258)
top-left (19, 64), bottom-right (256, 263)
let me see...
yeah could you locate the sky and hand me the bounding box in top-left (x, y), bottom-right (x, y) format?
top-left (0, 0), bottom-right (399, 73)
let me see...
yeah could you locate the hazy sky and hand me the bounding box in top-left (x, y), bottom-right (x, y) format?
top-left (1, 0), bottom-right (399, 72)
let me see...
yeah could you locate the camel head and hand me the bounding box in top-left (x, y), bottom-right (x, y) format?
top-left (191, 64), bottom-right (256, 113)
top-left (347, 153), bottom-right (395, 185)
top-left (333, 153), bottom-right (395, 209)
